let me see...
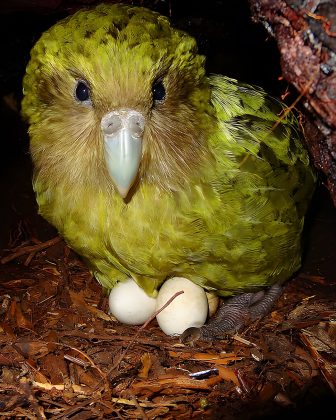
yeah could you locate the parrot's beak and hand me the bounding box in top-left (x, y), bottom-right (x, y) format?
top-left (101, 109), bottom-right (144, 198)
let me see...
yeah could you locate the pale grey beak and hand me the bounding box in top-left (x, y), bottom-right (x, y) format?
top-left (101, 109), bottom-right (144, 198)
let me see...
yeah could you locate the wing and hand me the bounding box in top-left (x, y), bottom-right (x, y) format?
top-left (209, 75), bottom-right (316, 218)
top-left (190, 75), bottom-right (316, 294)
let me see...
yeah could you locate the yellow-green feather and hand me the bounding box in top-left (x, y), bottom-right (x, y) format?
top-left (22, 4), bottom-right (316, 298)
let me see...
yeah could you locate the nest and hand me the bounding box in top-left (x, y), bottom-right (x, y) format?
top-left (0, 234), bottom-right (335, 419)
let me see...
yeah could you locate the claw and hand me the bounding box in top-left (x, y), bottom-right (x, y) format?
top-left (180, 326), bottom-right (202, 344)
top-left (180, 284), bottom-right (283, 343)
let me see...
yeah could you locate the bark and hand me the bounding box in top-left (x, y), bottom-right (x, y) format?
top-left (249, 0), bottom-right (336, 206)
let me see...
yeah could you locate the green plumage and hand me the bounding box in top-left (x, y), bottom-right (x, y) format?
top-left (22, 4), bottom-right (315, 298)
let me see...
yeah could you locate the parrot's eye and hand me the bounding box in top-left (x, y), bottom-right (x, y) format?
top-left (152, 80), bottom-right (166, 104)
top-left (75, 80), bottom-right (91, 103)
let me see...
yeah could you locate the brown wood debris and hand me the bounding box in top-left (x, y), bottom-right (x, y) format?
top-left (249, 0), bottom-right (336, 205)
top-left (0, 237), bottom-right (335, 418)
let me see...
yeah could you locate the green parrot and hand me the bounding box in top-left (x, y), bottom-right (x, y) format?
top-left (21, 3), bottom-right (315, 340)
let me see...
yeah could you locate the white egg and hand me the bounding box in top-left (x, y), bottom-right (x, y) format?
top-left (156, 277), bottom-right (208, 336)
top-left (206, 292), bottom-right (219, 317)
top-left (108, 277), bottom-right (157, 325)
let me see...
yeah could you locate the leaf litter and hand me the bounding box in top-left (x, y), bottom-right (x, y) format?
top-left (0, 236), bottom-right (335, 419)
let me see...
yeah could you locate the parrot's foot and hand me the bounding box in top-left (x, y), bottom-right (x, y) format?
top-left (180, 283), bottom-right (282, 343)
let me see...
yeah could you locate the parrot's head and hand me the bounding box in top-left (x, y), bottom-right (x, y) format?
top-left (22, 3), bottom-right (213, 199)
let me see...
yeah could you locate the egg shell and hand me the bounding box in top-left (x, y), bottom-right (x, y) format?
top-left (156, 277), bottom-right (208, 336)
top-left (109, 277), bottom-right (157, 325)
top-left (206, 292), bottom-right (220, 317)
